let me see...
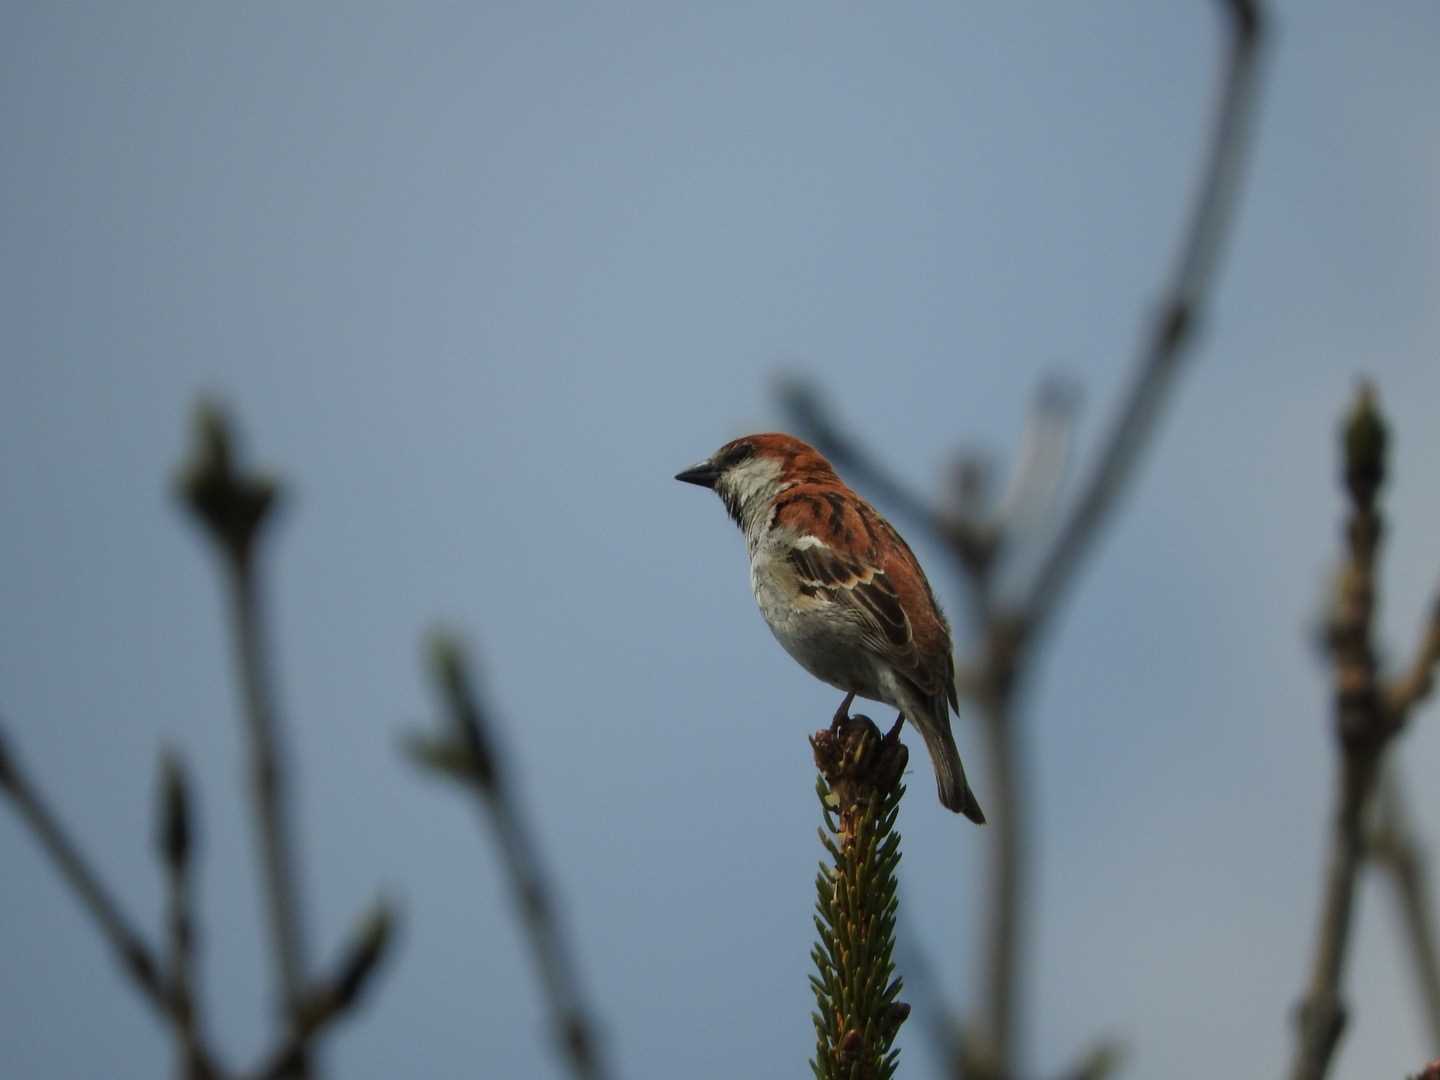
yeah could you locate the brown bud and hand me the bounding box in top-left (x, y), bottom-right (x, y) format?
top-left (333, 898), bottom-right (396, 1010)
top-left (176, 401), bottom-right (280, 565)
top-left (156, 749), bottom-right (192, 872)
top-left (424, 631), bottom-right (497, 790)
top-left (1341, 381), bottom-right (1387, 508)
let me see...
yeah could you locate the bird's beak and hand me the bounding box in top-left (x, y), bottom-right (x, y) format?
top-left (674, 461), bottom-right (720, 489)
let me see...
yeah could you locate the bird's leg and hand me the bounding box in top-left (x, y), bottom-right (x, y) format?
top-left (831, 691), bottom-right (856, 730)
top-left (883, 713), bottom-right (905, 743)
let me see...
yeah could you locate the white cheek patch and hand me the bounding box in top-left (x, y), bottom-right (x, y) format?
top-left (724, 456), bottom-right (784, 507)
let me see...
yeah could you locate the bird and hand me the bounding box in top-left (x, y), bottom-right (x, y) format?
top-left (675, 432), bottom-right (984, 822)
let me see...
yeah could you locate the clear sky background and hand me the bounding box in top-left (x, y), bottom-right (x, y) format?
top-left (2, 3), bottom-right (1438, 1078)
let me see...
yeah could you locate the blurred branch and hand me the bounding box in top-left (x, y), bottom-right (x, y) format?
top-left (900, 916), bottom-right (1123, 1080)
top-left (1290, 385), bottom-right (1421, 1080)
top-left (1018, 0), bottom-right (1265, 643)
top-left (1369, 772), bottom-right (1440, 1053)
top-left (779, 379), bottom-right (1010, 617)
top-left (992, 378), bottom-right (1080, 545)
top-left (0, 722), bottom-right (167, 1009)
top-left (407, 632), bottom-right (614, 1080)
top-left (809, 714), bottom-right (911, 1080)
top-left (177, 402), bottom-right (313, 1069)
top-left (0, 723), bottom-right (227, 1078)
top-left (249, 901), bottom-right (396, 1080)
top-left (6, 401), bottom-right (393, 1078)
top-left (157, 749), bottom-right (214, 1080)
top-left (1385, 594), bottom-right (1440, 722)
top-left (1052, 1042), bottom-right (1126, 1080)
top-left (782, 4), bottom-right (1266, 1075)
top-left (777, 377), bottom-right (946, 540)
top-left (974, 2), bottom-right (1265, 1070)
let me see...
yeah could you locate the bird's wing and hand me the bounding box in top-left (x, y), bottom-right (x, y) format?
top-left (786, 539), bottom-right (946, 701)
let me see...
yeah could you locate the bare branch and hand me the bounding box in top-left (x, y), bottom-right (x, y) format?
top-left (0, 723), bottom-right (227, 1078)
top-left (248, 900), bottom-right (396, 1080)
top-left (1386, 592), bottom-right (1440, 722)
top-left (1, 722), bottom-right (167, 1011)
top-left (1291, 755), bottom-right (1375, 1080)
top-left (993, 377), bottom-right (1080, 541)
top-left (898, 914), bottom-right (1124, 1080)
top-left (1018, 0), bottom-right (1266, 644)
top-left (177, 402), bottom-right (312, 1068)
top-left (157, 749), bottom-right (215, 1080)
top-left (1053, 1040), bottom-right (1126, 1080)
top-left (409, 632), bottom-right (615, 1080)
top-left (1369, 772), bottom-right (1440, 1054)
top-left (952, 6), bottom-right (1269, 1073)
top-left (958, 11), bottom-right (1267, 1069)
top-left (776, 377), bottom-right (946, 538)
top-left (1290, 384), bottom-right (1409, 1080)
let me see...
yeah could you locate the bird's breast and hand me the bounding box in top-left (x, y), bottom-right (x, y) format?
top-left (748, 549), bottom-right (888, 702)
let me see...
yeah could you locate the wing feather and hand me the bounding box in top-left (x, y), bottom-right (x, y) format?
top-left (786, 540), bottom-right (944, 697)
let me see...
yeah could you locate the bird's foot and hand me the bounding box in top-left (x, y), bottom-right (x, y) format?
top-left (831, 691), bottom-right (856, 731)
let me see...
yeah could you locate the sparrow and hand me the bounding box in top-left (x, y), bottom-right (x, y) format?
top-left (676, 433), bottom-right (984, 822)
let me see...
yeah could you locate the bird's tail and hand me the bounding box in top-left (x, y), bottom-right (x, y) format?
top-left (909, 699), bottom-right (985, 824)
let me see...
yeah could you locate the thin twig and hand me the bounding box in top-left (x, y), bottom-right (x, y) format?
top-left (0, 724), bottom-right (228, 1078)
top-left (0, 723), bottom-right (168, 1012)
top-left (900, 918), bottom-right (1124, 1080)
top-left (248, 901), bottom-right (395, 1080)
top-left (178, 403), bottom-right (312, 1072)
top-left (992, 378), bottom-right (1080, 545)
top-left (1370, 772), bottom-right (1440, 1054)
top-left (778, 378), bottom-right (1004, 624)
top-left (777, 378), bottom-right (948, 541)
top-left (1385, 594), bottom-right (1440, 722)
top-left (228, 561), bottom-right (310, 1020)
top-left (157, 749), bottom-right (213, 1080)
top-left (1051, 1042), bottom-right (1126, 1080)
top-left (978, 4), bottom-right (1265, 1069)
top-left (778, 6), bottom-right (1266, 1072)
top-left (1292, 751), bottom-right (1377, 1080)
top-left (1289, 385), bottom-right (1406, 1080)
top-left (409, 633), bottom-right (614, 1080)
top-left (1018, 0), bottom-right (1265, 644)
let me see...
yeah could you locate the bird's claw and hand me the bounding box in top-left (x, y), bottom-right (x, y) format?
top-left (883, 714), bottom-right (905, 743)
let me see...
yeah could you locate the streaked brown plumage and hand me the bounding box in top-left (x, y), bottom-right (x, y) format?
top-left (676, 433), bottom-right (984, 821)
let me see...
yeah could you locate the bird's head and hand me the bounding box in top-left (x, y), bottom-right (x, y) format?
top-left (675, 433), bottom-right (837, 531)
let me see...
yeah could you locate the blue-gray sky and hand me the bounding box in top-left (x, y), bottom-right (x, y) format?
top-left (2, 3), bottom-right (1438, 1078)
